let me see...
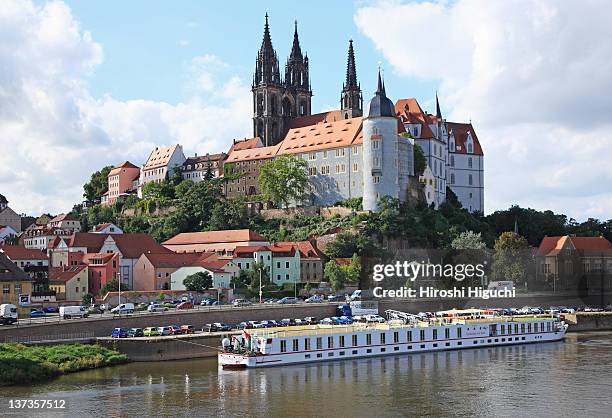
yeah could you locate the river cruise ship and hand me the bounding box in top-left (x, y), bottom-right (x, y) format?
top-left (218, 309), bottom-right (568, 369)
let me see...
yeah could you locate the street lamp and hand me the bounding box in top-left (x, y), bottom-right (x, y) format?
top-left (259, 268), bottom-right (263, 304)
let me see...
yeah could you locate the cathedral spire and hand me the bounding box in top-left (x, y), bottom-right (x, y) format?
top-left (376, 68), bottom-right (384, 94)
top-left (255, 13), bottom-right (280, 86)
top-left (345, 39), bottom-right (358, 88)
top-left (436, 91), bottom-right (442, 119)
top-left (289, 20), bottom-right (303, 61)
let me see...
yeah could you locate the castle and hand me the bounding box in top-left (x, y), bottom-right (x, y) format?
top-left (134, 15), bottom-right (484, 213)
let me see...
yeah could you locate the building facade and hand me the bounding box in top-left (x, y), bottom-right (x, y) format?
top-left (138, 144), bottom-right (186, 196)
top-left (181, 153), bottom-right (226, 182)
top-left (104, 161), bottom-right (140, 206)
top-left (0, 194), bottom-right (21, 233)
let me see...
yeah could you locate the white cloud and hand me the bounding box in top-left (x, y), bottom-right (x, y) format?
top-left (0, 1), bottom-right (251, 215)
top-left (355, 0), bottom-right (612, 220)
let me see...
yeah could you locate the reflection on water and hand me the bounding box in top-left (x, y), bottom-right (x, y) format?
top-left (2, 332), bottom-right (611, 417)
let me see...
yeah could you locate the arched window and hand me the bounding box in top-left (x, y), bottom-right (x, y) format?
top-left (468, 157), bottom-right (473, 168)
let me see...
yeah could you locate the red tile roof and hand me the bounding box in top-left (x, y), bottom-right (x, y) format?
top-left (278, 117), bottom-right (363, 156)
top-left (447, 122), bottom-right (484, 156)
top-left (109, 161), bottom-right (139, 176)
top-left (163, 229), bottom-right (268, 246)
top-left (64, 232), bottom-right (170, 259)
top-left (537, 235), bottom-right (612, 256)
top-left (228, 137), bottom-right (263, 153)
top-left (49, 265), bottom-right (86, 283)
top-left (143, 145), bottom-right (181, 170)
top-left (276, 241), bottom-right (325, 259)
top-left (94, 223), bottom-right (112, 232)
top-left (286, 110), bottom-right (344, 129)
top-left (143, 252), bottom-right (203, 268)
top-left (0, 245), bottom-right (48, 260)
top-left (395, 98), bottom-right (436, 139)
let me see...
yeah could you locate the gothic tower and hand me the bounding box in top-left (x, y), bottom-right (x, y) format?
top-left (340, 39), bottom-right (363, 119)
top-left (283, 21), bottom-right (312, 119)
top-left (252, 14), bottom-right (285, 146)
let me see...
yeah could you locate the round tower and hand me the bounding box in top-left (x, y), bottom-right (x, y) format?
top-left (362, 70), bottom-right (399, 212)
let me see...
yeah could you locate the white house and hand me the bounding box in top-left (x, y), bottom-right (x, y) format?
top-left (138, 144), bottom-right (186, 197)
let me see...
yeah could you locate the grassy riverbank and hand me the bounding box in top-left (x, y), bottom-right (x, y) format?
top-left (0, 343), bottom-right (129, 386)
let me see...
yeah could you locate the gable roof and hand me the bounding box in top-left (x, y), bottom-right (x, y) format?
top-left (163, 229), bottom-right (268, 246)
top-left (276, 240), bottom-right (326, 259)
top-left (447, 122), bottom-right (484, 156)
top-left (143, 144), bottom-right (181, 170)
top-left (286, 110), bottom-right (344, 129)
top-left (49, 265), bottom-right (86, 283)
top-left (0, 245), bottom-right (48, 261)
top-left (226, 143), bottom-right (281, 163)
top-left (142, 252), bottom-right (202, 268)
top-left (278, 117), bottom-right (363, 155)
top-left (0, 252), bottom-right (31, 282)
top-left (49, 213), bottom-right (79, 223)
top-left (395, 98), bottom-right (436, 139)
top-left (537, 235), bottom-right (612, 256)
top-left (63, 232), bottom-right (170, 258)
top-left (228, 137), bottom-right (263, 153)
top-left (109, 161), bottom-right (139, 176)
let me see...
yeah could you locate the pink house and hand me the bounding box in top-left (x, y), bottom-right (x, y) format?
top-left (105, 161), bottom-right (140, 205)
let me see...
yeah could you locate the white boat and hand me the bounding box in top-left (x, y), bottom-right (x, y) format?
top-left (218, 308), bottom-right (569, 369)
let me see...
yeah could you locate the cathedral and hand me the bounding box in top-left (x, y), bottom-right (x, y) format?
top-left (225, 15), bottom-right (485, 213)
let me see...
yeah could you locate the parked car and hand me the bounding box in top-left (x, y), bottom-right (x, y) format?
top-left (157, 326), bottom-right (173, 336)
top-left (87, 306), bottom-right (103, 315)
top-left (42, 306), bottom-right (59, 314)
top-left (147, 304), bottom-right (168, 313)
top-left (350, 290), bottom-right (362, 301)
top-left (305, 295), bottom-right (323, 303)
top-left (604, 305), bottom-right (612, 312)
top-left (181, 325), bottom-right (195, 334)
top-left (319, 317), bottom-right (333, 325)
top-left (264, 298), bottom-right (279, 304)
top-left (266, 320), bottom-right (280, 327)
top-left (327, 294), bottom-right (342, 302)
top-left (303, 317), bottom-right (317, 325)
top-left (111, 327), bottom-right (129, 338)
top-left (177, 301), bottom-right (194, 310)
top-left (136, 303), bottom-right (149, 311)
top-left (278, 297), bottom-right (299, 304)
top-left (127, 328), bottom-right (144, 337)
top-left (364, 314), bottom-right (386, 323)
top-left (30, 309), bottom-right (46, 318)
top-left (200, 298), bottom-right (216, 306)
top-left (143, 327), bottom-right (160, 336)
top-left (294, 318), bottom-right (305, 326)
top-left (169, 325), bottom-right (184, 335)
top-left (233, 299), bottom-right (252, 307)
top-left (280, 318), bottom-right (296, 327)
top-left (236, 321), bottom-right (253, 330)
top-left (203, 322), bottom-right (232, 332)
top-left (59, 306), bottom-right (89, 319)
top-left (111, 303), bottom-right (135, 314)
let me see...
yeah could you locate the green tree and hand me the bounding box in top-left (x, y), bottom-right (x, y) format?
top-left (343, 254), bottom-right (361, 284)
top-left (413, 143), bottom-right (427, 176)
top-left (324, 260), bottom-right (346, 291)
top-left (83, 166), bottom-right (113, 201)
top-left (451, 231), bottom-right (487, 250)
top-left (258, 156), bottom-right (308, 208)
top-left (183, 271), bottom-right (213, 292)
top-left (82, 293), bottom-right (95, 306)
top-left (491, 232), bottom-right (531, 286)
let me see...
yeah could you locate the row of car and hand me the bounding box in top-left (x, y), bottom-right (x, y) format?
top-left (111, 324), bottom-right (196, 338)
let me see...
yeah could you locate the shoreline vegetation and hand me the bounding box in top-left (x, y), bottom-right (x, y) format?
top-left (0, 343), bottom-right (129, 386)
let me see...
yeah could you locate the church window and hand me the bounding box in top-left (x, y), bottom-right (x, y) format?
top-left (450, 174), bottom-right (455, 184)
top-left (335, 148), bottom-right (345, 157)
top-left (468, 174), bottom-right (473, 185)
top-left (372, 140), bottom-right (380, 150)
top-left (468, 157), bottom-right (473, 168)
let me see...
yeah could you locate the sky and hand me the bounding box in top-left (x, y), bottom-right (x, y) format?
top-left (0, 0), bottom-right (611, 221)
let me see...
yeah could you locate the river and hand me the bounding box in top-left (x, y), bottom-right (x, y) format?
top-left (2, 332), bottom-right (611, 417)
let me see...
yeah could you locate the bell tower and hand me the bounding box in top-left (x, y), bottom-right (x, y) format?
top-left (340, 39), bottom-right (362, 119)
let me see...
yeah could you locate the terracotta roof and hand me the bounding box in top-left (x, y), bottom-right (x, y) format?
top-left (286, 110), bottom-right (344, 129)
top-left (228, 137), bottom-right (263, 153)
top-left (143, 252), bottom-right (202, 268)
top-left (94, 223), bottom-right (112, 232)
top-left (395, 98), bottom-right (436, 138)
top-left (163, 229), bottom-right (268, 246)
top-left (0, 245), bottom-right (48, 260)
top-left (278, 117), bottom-right (363, 156)
top-left (49, 265), bottom-right (86, 283)
top-left (64, 232), bottom-right (170, 258)
top-left (143, 144), bottom-right (181, 170)
top-left (49, 213), bottom-right (79, 223)
top-left (226, 143), bottom-right (281, 163)
top-left (276, 241), bottom-right (325, 259)
top-left (109, 161), bottom-right (139, 176)
top-left (447, 122), bottom-right (484, 156)
top-left (537, 235), bottom-right (612, 256)
top-left (0, 252), bottom-right (31, 282)
top-left (183, 153), bottom-right (227, 168)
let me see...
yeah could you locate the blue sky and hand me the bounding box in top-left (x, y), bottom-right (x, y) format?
top-left (2, 1), bottom-right (612, 219)
top-left (62, 0), bottom-right (439, 113)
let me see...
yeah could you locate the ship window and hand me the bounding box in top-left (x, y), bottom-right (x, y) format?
top-left (534, 323), bottom-right (538, 333)
top-left (487, 339), bottom-right (492, 343)
top-left (381, 348), bottom-right (386, 352)
top-left (352, 335), bottom-right (357, 346)
top-left (366, 349), bottom-right (372, 354)
top-left (328, 352), bottom-right (333, 357)
top-left (445, 328), bottom-right (450, 339)
top-left (433, 329), bottom-right (438, 340)
top-left (420, 344), bottom-right (426, 349)
top-left (317, 353), bottom-right (322, 358)
top-left (445, 342), bottom-right (451, 347)
top-left (393, 332), bottom-right (399, 343)
top-left (420, 330), bottom-right (425, 341)
top-left (339, 336), bottom-right (345, 347)
top-left (293, 339), bottom-right (299, 351)
top-left (457, 342), bottom-right (462, 346)
top-left (339, 351), bottom-right (345, 356)
top-left (502, 338), bottom-right (505, 342)
top-left (547, 322), bottom-right (551, 332)
top-left (457, 328), bottom-right (462, 338)
top-left (407, 331), bottom-right (412, 342)
top-left (433, 343), bottom-right (438, 348)
top-left (501, 325), bottom-right (505, 334)
top-left (305, 339), bottom-right (311, 350)
top-left (521, 324), bottom-right (525, 334)
top-left (305, 354), bottom-right (311, 359)
top-left (352, 350), bottom-right (358, 355)
top-left (366, 334), bottom-right (372, 345)
top-left (515, 324), bottom-right (519, 334)
top-left (495, 339), bottom-right (499, 342)
top-left (280, 340), bottom-right (287, 353)
top-left (328, 336), bottom-right (334, 349)
top-left (522, 337), bottom-right (526, 340)
top-left (394, 346), bottom-right (400, 351)
top-left (473, 341), bottom-right (478, 345)
top-left (527, 324), bottom-right (531, 333)
top-left (380, 333), bottom-right (386, 344)
top-left (407, 345), bottom-right (413, 350)
top-left (316, 337), bottom-right (322, 349)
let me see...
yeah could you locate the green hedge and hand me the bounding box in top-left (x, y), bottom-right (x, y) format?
top-left (0, 343), bottom-right (128, 386)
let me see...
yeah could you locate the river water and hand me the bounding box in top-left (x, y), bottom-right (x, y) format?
top-left (2, 332), bottom-right (611, 417)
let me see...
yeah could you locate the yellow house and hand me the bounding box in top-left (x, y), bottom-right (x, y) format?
top-left (49, 266), bottom-right (89, 301)
top-left (0, 252), bottom-right (34, 316)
